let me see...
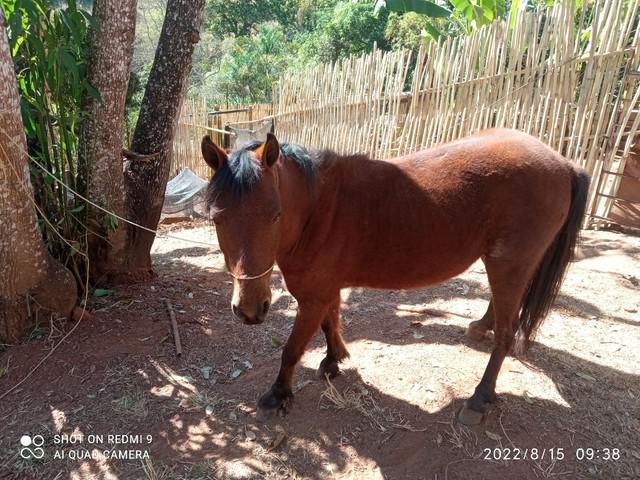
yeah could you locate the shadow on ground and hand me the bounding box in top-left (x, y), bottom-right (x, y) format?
top-left (0, 229), bottom-right (638, 479)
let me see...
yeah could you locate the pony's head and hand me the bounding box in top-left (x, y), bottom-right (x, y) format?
top-left (202, 134), bottom-right (282, 324)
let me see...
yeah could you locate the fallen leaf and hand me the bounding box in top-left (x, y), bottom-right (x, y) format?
top-left (205, 405), bottom-right (214, 416)
top-left (246, 430), bottom-right (256, 441)
top-left (231, 369), bottom-right (242, 379)
top-left (242, 360), bottom-right (253, 370)
top-left (94, 288), bottom-right (114, 297)
top-left (485, 430), bottom-right (501, 441)
top-left (436, 433), bottom-right (443, 446)
top-left (201, 367), bottom-right (212, 379)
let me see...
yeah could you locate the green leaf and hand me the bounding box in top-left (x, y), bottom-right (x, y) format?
top-left (61, 50), bottom-right (79, 83)
top-left (423, 22), bottom-right (442, 40)
top-left (450, 0), bottom-right (469, 10)
top-left (383, 0), bottom-right (451, 18)
top-left (80, 10), bottom-right (99, 32)
top-left (464, 5), bottom-right (474, 21)
top-left (85, 82), bottom-right (102, 102)
top-left (509, 0), bottom-right (520, 30)
top-left (69, 205), bottom-right (85, 213)
top-left (29, 35), bottom-right (46, 60)
top-left (8, 9), bottom-right (24, 47)
top-left (20, 99), bottom-right (36, 136)
top-left (94, 288), bottom-right (115, 297)
top-left (105, 214), bottom-right (118, 231)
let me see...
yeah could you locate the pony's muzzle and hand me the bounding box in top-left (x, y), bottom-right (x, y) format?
top-left (232, 299), bottom-right (270, 325)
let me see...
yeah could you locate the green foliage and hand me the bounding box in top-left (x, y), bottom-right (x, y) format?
top-left (188, 0), bottom-right (531, 105)
top-left (308, 1), bottom-right (389, 62)
top-left (374, 0), bottom-right (451, 18)
top-left (203, 0), bottom-right (299, 37)
top-left (190, 0), bottom-right (391, 103)
top-left (1, 0), bottom-right (94, 283)
top-left (448, 0), bottom-right (507, 32)
top-left (216, 23), bottom-right (292, 103)
top-left (385, 11), bottom-right (442, 48)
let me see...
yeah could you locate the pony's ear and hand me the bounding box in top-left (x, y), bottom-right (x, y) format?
top-left (201, 136), bottom-right (227, 171)
top-left (260, 133), bottom-right (280, 168)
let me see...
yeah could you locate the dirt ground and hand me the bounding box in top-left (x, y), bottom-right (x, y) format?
top-left (0, 221), bottom-right (639, 480)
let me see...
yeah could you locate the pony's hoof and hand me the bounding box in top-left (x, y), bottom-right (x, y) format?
top-left (316, 357), bottom-right (340, 379)
top-left (457, 402), bottom-right (485, 425)
top-left (465, 324), bottom-right (488, 341)
top-left (256, 406), bottom-right (275, 423)
top-left (257, 387), bottom-right (293, 420)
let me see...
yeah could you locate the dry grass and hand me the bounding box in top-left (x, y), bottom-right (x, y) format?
top-left (111, 386), bottom-right (148, 418)
top-left (319, 376), bottom-right (396, 432)
top-left (141, 457), bottom-right (171, 480)
top-left (183, 391), bottom-right (223, 413)
top-left (440, 419), bottom-right (479, 459)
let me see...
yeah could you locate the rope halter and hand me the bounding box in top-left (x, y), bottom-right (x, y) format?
top-left (228, 264), bottom-right (274, 281)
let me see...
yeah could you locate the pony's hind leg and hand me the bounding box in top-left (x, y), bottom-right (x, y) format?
top-left (458, 262), bottom-right (533, 425)
top-left (466, 299), bottom-right (494, 340)
top-left (466, 257), bottom-right (495, 340)
top-left (318, 296), bottom-right (350, 379)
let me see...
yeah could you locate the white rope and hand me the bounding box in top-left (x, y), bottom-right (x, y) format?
top-left (0, 127), bottom-right (219, 248)
top-left (228, 264), bottom-right (274, 281)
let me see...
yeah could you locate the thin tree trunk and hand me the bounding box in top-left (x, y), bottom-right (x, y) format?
top-left (80, 0), bottom-right (137, 284)
top-left (121, 0), bottom-right (205, 281)
top-left (0, 11), bottom-right (76, 342)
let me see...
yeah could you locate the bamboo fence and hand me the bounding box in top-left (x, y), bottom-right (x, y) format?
top-left (172, 100), bottom-right (272, 179)
top-left (272, 0), bottom-right (640, 225)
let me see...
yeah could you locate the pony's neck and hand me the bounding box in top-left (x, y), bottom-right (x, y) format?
top-left (276, 156), bottom-right (318, 258)
top-left (276, 150), bottom-right (368, 266)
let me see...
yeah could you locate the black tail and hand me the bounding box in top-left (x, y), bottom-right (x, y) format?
top-left (516, 167), bottom-right (590, 353)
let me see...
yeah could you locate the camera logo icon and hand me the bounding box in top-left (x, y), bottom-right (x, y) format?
top-left (19, 435), bottom-right (45, 459)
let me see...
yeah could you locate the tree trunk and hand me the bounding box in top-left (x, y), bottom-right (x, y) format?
top-left (120, 0), bottom-right (205, 281)
top-left (0, 11), bottom-right (77, 342)
top-left (80, 0), bottom-right (137, 284)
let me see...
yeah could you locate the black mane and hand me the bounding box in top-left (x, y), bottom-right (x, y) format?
top-left (206, 140), bottom-right (315, 202)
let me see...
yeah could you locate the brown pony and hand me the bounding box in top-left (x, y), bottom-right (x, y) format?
top-left (201, 129), bottom-right (589, 424)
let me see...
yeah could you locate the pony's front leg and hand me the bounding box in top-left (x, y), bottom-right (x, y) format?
top-left (257, 300), bottom-right (329, 417)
